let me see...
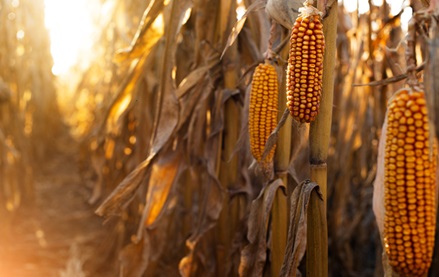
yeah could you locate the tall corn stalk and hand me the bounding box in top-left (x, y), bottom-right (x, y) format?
top-left (306, 1), bottom-right (337, 276)
top-left (216, 0), bottom-right (243, 275)
top-left (268, 28), bottom-right (290, 277)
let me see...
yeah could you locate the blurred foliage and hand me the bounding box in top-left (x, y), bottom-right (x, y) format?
top-left (0, 0), bottom-right (61, 213)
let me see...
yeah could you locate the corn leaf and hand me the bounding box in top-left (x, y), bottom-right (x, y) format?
top-left (280, 180), bottom-right (322, 277)
top-left (239, 178), bottom-right (285, 276)
top-left (265, 0), bottom-right (302, 30)
top-left (113, 0), bottom-right (165, 63)
top-left (220, 0), bottom-right (265, 60)
top-left (138, 145), bottom-right (183, 231)
top-left (119, 235), bottom-right (150, 277)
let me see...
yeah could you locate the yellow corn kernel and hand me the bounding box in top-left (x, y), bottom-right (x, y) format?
top-left (286, 4), bottom-right (324, 123)
top-left (383, 88), bottom-right (437, 277)
top-left (249, 63), bottom-right (278, 165)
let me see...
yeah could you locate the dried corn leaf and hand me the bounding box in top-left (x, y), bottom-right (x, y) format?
top-left (185, 81), bottom-right (211, 155)
top-left (176, 57), bottom-right (219, 99)
top-left (373, 112), bottom-right (406, 277)
top-left (220, 0), bottom-right (265, 60)
top-left (119, 235), bottom-right (150, 277)
top-left (210, 88), bottom-right (240, 138)
top-left (265, 0), bottom-right (302, 30)
top-left (113, 0), bottom-right (165, 63)
top-left (280, 180), bottom-right (322, 277)
top-left (139, 145), bottom-right (183, 231)
top-left (102, 1), bottom-right (165, 134)
top-left (150, 0), bottom-right (192, 155)
top-left (95, 154), bottom-right (154, 217)
top-left (239, 178), bottom-right (285, 276)
top-left (179, 165), bottom-right (225, 277)
top-left (100, 1), bottom-right (164, 131)
top-left (178, 57), bottom-right (221, 143)
top-left (96, 0), bottom-right (193, 217)
top-left (373, 117), bottom-right (387, 239)
top-left (179, 105), bottom-right (226, 275)
top-left (104, 48), bottom-right (156, 134)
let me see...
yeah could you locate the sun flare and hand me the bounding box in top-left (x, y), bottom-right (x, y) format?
top-left (44, 0), bottom-right (99, 77)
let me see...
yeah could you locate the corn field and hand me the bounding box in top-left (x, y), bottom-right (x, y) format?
top-left (2, 0), bottom-right (439, 276)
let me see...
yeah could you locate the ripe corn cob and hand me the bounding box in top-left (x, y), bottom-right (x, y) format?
top-left (249, 63), bottom-right (278, 165)
top-left (286, 3), bottom-right (324, 123)
top-left (383, 88), bottom-right (437, 276)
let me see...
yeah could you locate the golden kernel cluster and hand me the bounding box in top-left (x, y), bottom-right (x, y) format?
top-left (286, 14), bottom-right (324, 123)
top-left (249, 63), bottom-right (278, 164)
top-left (383, 89), bottom-right (437, 277)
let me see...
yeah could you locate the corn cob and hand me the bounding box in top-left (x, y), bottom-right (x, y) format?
top-left (286, 3), bottom-right (324, 123)
top-left (383, 88), bottom-right (437, 276)
top-left (249, 63), bottom-right (278, 165)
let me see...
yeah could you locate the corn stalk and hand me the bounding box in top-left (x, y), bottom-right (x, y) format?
top-left (307, 1), bottom-right (337, 276)
top-left (270, 28), bottom-right (291, 277)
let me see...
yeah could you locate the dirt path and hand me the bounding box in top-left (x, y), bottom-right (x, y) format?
top-left (0, 138), bottom-right (115, 277)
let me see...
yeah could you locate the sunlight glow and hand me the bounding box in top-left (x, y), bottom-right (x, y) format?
top-left (341, 0), bottom-right (406, 16)
top-left (400, 6), bottom-right (412, 32)
top-left (237, 0), bottom-right (245, 20)
top-left (44, 0), bottom-right (99, 76)
top-left (340, 0), bottom-right (411, 31)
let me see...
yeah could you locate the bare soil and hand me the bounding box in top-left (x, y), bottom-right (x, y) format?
top-left (0, 138), bottom-right (115, 277)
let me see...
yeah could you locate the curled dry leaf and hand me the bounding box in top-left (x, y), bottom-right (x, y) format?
top-left (221, 0), bottom-right (266, 60)
top-left (176, 56), bottom-right (220, 133)
top-left (176, 58), bottom-right (219, 99)
top-left (96, 0), bottom-right (195, 218)
top-left (95, 154), bottom-right (154, 217)
top-left (280, 180), bottom-right (322, 277)
top-left (265, 0), bottom-right (302, 30)
top-left (119, 234), bottom-right (150, 277)
top-left (137, 145), bottom-right (183, 235)
top-left (179, 91), bottom-right (227, 275)
top-left (102, 0), bottom-right (166, 134)
top-left (373, 117), bottom-right (386, 239)
top-left (373, 107), bottom-right (399, 277)
top-left (352, 62), bottom-right (425, 88)
top-left (150, 0), bottom-right (193, 156)
top-left (239, 178), bottom-right (285, 276)
top-left (113, 0), bottom-right (165, 63)
top-left (179, 166), bottom-right (225, 277)
top-left (102, 44), bottom-right (159, 135)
